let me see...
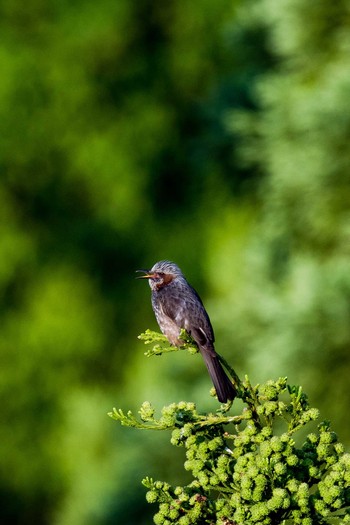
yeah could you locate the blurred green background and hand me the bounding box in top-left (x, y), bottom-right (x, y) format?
top-left (1, 0), bottom-right (350, 523)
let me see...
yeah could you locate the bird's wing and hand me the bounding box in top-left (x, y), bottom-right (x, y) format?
top-left (191, 326), bottom-right (209, 347)
top-left (160, 285), bottom-right (215, 346)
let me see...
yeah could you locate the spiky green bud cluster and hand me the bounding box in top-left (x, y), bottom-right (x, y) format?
top-left (111, 332), bottom-right (350, 524)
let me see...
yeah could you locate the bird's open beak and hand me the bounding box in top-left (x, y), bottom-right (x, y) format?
top-left (135, 269), bottom-right (154, 279)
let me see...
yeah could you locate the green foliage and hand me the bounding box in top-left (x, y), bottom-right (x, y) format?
top-left (111, 331), bottom-right (350, 524)
top-left (138, 328), bottom-right (200, 358)
top-left (213, 0), bottom-right (350, 438)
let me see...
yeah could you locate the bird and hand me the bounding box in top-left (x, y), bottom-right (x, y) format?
top-left (136, 260), bottom-right (236, 402)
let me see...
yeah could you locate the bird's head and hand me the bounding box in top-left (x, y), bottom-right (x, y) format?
top-left (136, 260), bottom-right (184, 290)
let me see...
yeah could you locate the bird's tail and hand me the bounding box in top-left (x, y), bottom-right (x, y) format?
top-left (200, 348), bottom-right (236, 403)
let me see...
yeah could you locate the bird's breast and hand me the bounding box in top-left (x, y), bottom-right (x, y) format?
top-left (151, 289), bottom-right (184, 346)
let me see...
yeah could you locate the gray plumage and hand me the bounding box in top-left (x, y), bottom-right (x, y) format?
top-left (138, 260), bottom-right (235, 402)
